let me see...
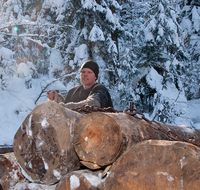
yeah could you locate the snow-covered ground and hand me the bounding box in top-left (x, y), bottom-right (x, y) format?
top-left (186, 99), bottom-right (200, 129)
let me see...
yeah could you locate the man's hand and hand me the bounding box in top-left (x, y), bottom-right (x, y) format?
top-left (47, 90), bottom-right (60, 103)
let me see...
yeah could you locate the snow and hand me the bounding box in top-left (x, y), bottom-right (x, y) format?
top-left (70, 175), bottom-right (80, 189)
top-left (157, 172), bottom-right (174, 182)
top-left (41, 117), bottom-right (49, 128)
top-left (180, 18), bottom-right (192, 32)
top-left (144, 26), bottom-right (154, 42)
top-left (16, 63), bottom-right (32, 78)
top-left (44, 0), bottom-right (65, 8)
top-left (53, 170), bottom-right (61, 180)
top-left (82, 173), bottom-right (103, 186)
top-left (19, 165), bottom-right (33, 182)
top-left (89, 24), bottom-right (105, 42)
top-left (186, 99), bottom-right (200, 129)
top-left (180, 156), bottom-right (187, 169)
top-left (108, 38), bottom-right (118, 54)
top-left (74, 44), bottom-right (89, 66)
top-left (42, 157), bottom-right (49, 170)
top-left (0, 71), bottom-right (65, 145)
top-left (14, 182), bottom-right (56, 190)
top-left (146, 67), bottom-right (163, 92)
top-left (49, 49), bottom-right (63, 78)
top-left (0, 47), bottom-right (14, 60)
top-left (26, 115), bottom-right (33, 137)
top-left (192, 6), bottom-right (200, 32)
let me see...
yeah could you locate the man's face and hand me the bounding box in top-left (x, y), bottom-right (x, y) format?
top-left (80, 68), bottom-right (96, 89)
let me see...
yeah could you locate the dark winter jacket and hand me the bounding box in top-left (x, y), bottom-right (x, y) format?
top-left (62, 83), bottom-right (113, 108)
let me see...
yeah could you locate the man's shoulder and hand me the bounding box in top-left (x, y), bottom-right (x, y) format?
top-left (67, 85), bottom-right (83, 96)
top-left (69, 85), bottom-right (83, 92)
top-left (92, 83), bottom-right (109, 92)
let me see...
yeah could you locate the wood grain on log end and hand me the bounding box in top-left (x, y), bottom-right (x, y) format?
top-left (13, 101), bottom-right (83, 185)
top-left (74, 112), bottom-right (123, 169)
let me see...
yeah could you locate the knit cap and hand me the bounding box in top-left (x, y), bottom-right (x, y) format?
top-left (80, 60), bottom-right (99, 79)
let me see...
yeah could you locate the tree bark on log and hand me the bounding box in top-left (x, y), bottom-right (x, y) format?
top-left (13, 101), bottom-right (83, 185)
top-left (73, 112), bottom-right (200, 169)
top-left (105, 140), bottom-right (200, 190)
top-left (0, 152), bottom-right (25, 190)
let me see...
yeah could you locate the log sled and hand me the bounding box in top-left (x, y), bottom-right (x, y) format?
top-left (2, 101), bottom-right (199, 189)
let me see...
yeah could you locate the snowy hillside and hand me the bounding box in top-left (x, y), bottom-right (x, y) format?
top-left (0, 0), bottom-right (200, 145)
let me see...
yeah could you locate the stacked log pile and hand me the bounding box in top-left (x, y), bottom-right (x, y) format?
top-left (73, 112), bottom-right (200, 170)
top-left (1, 101), bottom-right (200, 189)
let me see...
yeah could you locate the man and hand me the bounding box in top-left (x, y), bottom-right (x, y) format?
top-left (47, 60), bottom-right (113, 109)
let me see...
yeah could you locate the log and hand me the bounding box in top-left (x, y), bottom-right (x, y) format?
top-left (73, 112), bottom-right (200, 169)
top-left (56, 170), bottom-right (104, 190)
top-left (105, 140), bottom-right (200, 190)
top-left (0, 152), bottom-right (25, 190)
top-left (13, 101), bottom-right (83, 185)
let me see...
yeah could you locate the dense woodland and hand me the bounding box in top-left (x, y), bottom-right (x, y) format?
top-left (0, 0), bottom-right (200, 129)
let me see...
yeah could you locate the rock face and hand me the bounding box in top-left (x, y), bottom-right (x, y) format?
top-left (13, 101), bottom-right (83, 185)
top-left (105, 140), bottom-right (200, 190)
top-left (56, 170), bottom-right (105, 190)
top-left (0, 152), bottom-right (25, 190)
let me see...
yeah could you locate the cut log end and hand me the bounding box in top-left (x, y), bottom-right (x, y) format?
top-left (74, 112), bottom-right (123, 168)
top-left (13, 113), bottom-right (61, 183)
top-left (13, 101), bottom-right (82, 185)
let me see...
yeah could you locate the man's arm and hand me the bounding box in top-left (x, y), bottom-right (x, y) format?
top-left (89, 86), bottom-right (113, 108)
top-left (47, 90), bottom-right (65, 103)
top-left (59, 95), bottom-right (101, 109)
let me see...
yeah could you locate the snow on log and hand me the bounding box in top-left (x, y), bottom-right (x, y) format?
top-left (73, 112), bottom-right (200, 169)
top-left (14, 181), bottom-right (57, 190)
top-left (13, 101), bottom-right (83, 185)
top-left (0, 152), bottom-right (25, 190)
top-left (56, 170), bottom-right (104, 190)
top-left (105, 140), bottom-right (200, 190)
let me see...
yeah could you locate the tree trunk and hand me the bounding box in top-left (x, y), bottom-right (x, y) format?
top-left (73, 112), bottom-right (200, 169)
top-left (105, 140), bottom-right (200, 190)
top-left (13, 101), bottom-right (83, 185)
